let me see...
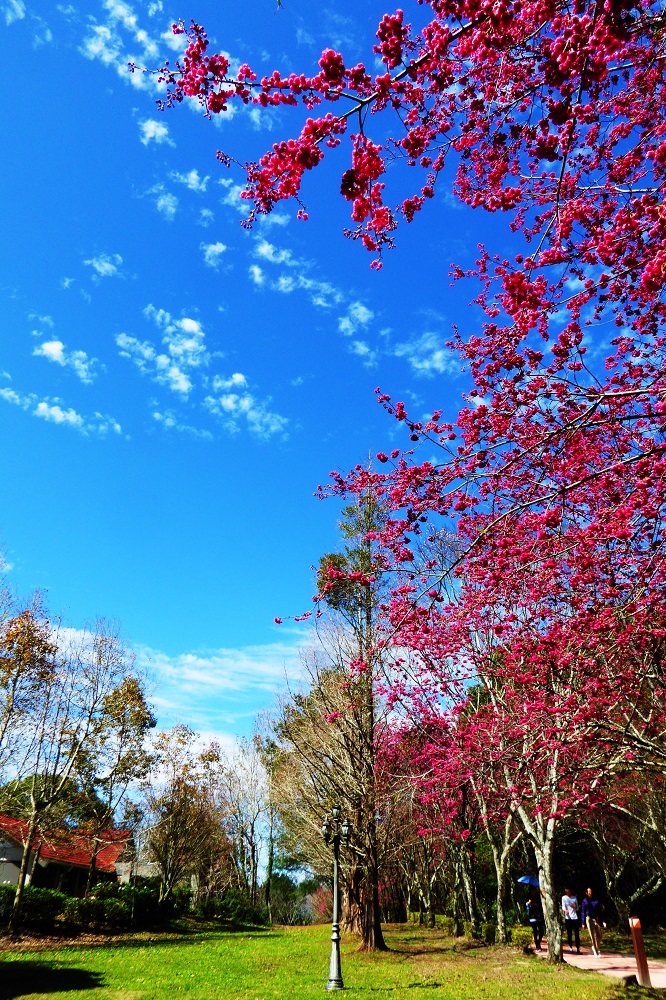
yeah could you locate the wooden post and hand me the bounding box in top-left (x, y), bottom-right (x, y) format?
top-left (629, 917), bottom-right (652, 987)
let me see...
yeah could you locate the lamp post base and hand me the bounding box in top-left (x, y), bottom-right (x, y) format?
top-left (326, 978), bottom-right (344, 991)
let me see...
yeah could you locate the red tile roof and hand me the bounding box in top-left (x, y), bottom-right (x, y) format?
top-left (0, 813), bottom-right (129, 872)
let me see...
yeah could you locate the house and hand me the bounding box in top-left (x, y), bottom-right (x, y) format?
top-left (0, 813), bottom-right (129, 896)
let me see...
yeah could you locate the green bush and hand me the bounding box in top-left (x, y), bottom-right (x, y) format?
top-left (63, 895), bottom-right (106, 928)
top-left (481, 922), bottom-right (497, 944)
top-left (218, 888), bottom-right (268, 926)
top-left (0, 884), bottom-right (15, 922)
top-left (511, 926), bottom-right (535, 952)
top-left (8, 886), bottom-right (67, 930)
top-left (101, 898), bottom-right (131, 928)
top-left (463, 920), bottom-right (483, 940)
top-left (434, 915), bottom-right (456, 935)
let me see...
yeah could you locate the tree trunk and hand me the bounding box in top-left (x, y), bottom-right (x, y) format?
top-left (8, 814), bottom-right (39, 934)
top-left (85, 848), bottom-right (98, 895)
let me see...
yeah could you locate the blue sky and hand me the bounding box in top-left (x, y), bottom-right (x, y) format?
top-left (1, 0), bottom-right (500, 746)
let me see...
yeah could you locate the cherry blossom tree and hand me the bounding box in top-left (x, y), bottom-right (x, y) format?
top-left (152, 0), bottom-right (666, 960)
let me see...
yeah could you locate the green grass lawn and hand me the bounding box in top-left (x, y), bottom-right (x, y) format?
top-left (0, 924), bottom-right (636, 1000)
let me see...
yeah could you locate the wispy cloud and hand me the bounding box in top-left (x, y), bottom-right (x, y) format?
top-left (255, 239), bottom-right (298, 267)
top-left (171, 168), bottom-right (209, 193)
top-left (28, 313), bottom-right (54, 329)
top-left (116, 306), bottom-right (209, 397)
top-left (81, 0), bottom-right (165, 90)
top-left (136, 637), bottom-right (305, 734)
top-left (394, 330), bottom-right (457, 376)
top-left (249, 265), bottom-right (264, 286)
top-left (198, 208), bottom-right (215, 228)
top-left (0, 386), bottom-right (121, 436)
top-left (252, 239), bottom-right (343, 308)
top-left (149, 185), bottom-right (178, 220)
top-left (152, 409), bottom-right (213, 439)
top-left (84, 252), bottom-right (124, 279)
top-left (204, 378), bottom-right (288, 440)
top-left (139, 119), bottom-right (174, 146)
top-left (201, 241), bottom-right (227, 268)
top-left (33, 340), bottom-right (99, 384)
top-left (2, 1), bottom-right (26, 26)
top-left (338, 301), bottom-right (374, 337)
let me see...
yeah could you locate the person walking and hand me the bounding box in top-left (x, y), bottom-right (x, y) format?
top-left (526, 889), bottom-right (545, 951)
top-left (581, 887), bottom-right (604, 956)
top-left (561, 888), bottom-right (580, 953)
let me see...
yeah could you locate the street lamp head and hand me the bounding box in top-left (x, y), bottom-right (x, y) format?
top-left (341, 818), bottom-right (351, 845)
top-left (322, 817), bottom-right (332, 844)
top-left (331, 803), bottom-right (341, 821)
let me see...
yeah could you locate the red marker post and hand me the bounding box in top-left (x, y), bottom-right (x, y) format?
top-left (629, 917), bottom-right (652, 987)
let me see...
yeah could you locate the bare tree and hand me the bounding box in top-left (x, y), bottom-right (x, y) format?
top-left (6, 618), bottom-right (138, 933)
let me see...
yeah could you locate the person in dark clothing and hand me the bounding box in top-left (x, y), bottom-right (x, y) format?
top-left (526, 889), bottom-right (545, 951)
top-left (561, 887), bottom-right (581, 953)
top-left (580, 886), bottom-right (604, 956)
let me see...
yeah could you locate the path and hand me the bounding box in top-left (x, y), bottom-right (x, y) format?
top-left (535, 943), bottom-right (666, 988)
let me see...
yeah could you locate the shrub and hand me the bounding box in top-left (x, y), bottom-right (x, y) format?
top-left (481, 922), bottom-right (497, 944)
top-left (463, 920), bottom-right (483, 940)
top-left (8, 886), bottom-right (67, 930)
top-left (63, 895), bottom-right (106, 929)
top-left (0, 884), bottom-right (15, 923)
top-left (219, 888), bottom-right (268, 925)
top-left (511, 926), bottom-right (535, 952)
top-left (101, 898), bottom-right (131, 928)
top-left (435, 915), bottom-right (455, 935)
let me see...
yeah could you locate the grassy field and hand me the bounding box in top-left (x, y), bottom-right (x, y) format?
top-left (0, 924), bottom-right (640, 1000)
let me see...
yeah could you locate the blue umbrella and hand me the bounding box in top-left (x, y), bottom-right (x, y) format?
top-left (517, 875), bottom-right (540, 887)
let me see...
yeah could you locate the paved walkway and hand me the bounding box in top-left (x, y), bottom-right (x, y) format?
top-left (535, 944), bottom-right (666, 988)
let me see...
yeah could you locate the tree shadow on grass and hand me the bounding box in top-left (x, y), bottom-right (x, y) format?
top-left (0, 961), bottom-right (104, 999)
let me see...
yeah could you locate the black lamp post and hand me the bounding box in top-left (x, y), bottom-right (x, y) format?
top-left (321, 804), bottom-right (352, 991)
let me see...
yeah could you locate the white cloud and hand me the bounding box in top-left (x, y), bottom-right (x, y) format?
top-left (152, 409), bottom-right (213, 439)
top-left (147, 1), bottom-right (163, 14)
top-left (61, 277), bottom-right (75, 290)
top-left (116, 332), bottom-right (192, 396)
top-left (350, 340), bottom-right (377, 366)
top-left (139, 119), bottom-right (174, 146)
top-left (32, 16), bottom-right (53, 47)
top-left (212, 373), bottom-right (247, 391)
top-left (171, 168), bottom-right (209, 193)
top-left (338, 300), bottom-right (374, 336)
top-left (33, 340), bottom-right (98, 384)
top-left (34, 340), bottom-right (64, 364)
top-left (218, 178), bottom-right (246, 209)
top-left (81, 24), bottom-right (121, 67)
top-left (255, 239), bottom-right (297, 267)
top-left (153, 188), bottom-right (178, 220)
top-left (203, 389), bottom-right (288, 440)
top-left (0, 388), bottom-right (22, 406)
top-left (201, 241), bottom-right (227, 268)
top-left (253, 239), bottom-right (343, 308)
top-left (144, 306), bottom-right (208, 369)
top-left (258, 212), bottom-right (290, 229)
top-left (84, 252), bottom-right (123, 279)
top-left (117, 306), bottom-right (209, 398)
top-left (134, 636), bottom-right (306, 736)
top-left (0, 386), bottom-right (121, 436)
top-left (34, 401), bottom-right (84, 429)
top-left (2, 1), bottom-right (26, 26)
top-left (28, 313), bottom-right (54, 328)
top-left (81, 3), bottom-right (165, 92)
top-left (394, 330), bottom-right (457, 377)
top-left (198, 208), bottom-right (215, 227)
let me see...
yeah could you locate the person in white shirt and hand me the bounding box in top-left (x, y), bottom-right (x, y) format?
top-left (561, 888), bottom-right (580, 953)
